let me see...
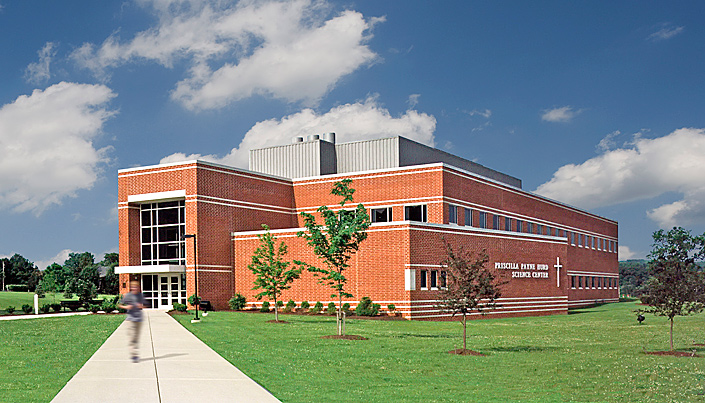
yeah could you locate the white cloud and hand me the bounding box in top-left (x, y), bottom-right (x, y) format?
top-left (407, 94), bottom-right (420, 108)
top-left (596, 130), bottom-right (620, 153)
top-left (24, 42), bottom-right (57, 84)
top-left (648, 25), bottom-right (684, 41)
top-left (160, 95), bottom-right (436, 167)
top-left (541, 106), bottom-right (580, 123)
top-left (72, 0), bottom-right (382, 110)
top-left (35, 248), bottom-right (74, 270)
top-left (0, 82), bottom-right (116, 214)
top-left (466, 109), bottom-right (492, 119)
top-left (535, 128), bottom-right (705, 227)
top-left (618, 245), bottom-right (637, 260)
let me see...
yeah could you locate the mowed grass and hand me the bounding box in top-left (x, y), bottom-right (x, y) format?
top-left (174, 301), bottom-right (705, 403)
top-left (0, 314), bottom-right (123, 402)
top-left (0, 291), bottom-right (117, 314)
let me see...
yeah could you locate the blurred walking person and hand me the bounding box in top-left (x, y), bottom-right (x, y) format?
top-left (118, 280), bottom-right (145, 363)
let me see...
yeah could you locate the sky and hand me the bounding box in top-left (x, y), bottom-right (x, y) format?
top-left (2, 0), bottom-right (705, 268)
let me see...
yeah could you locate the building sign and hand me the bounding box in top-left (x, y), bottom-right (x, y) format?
top-left (494, 262), bottom-right (549, 279)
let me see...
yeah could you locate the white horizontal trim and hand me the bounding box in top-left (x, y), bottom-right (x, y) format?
top-left (407, 222), bottom-right (566, 244)
top-left (567, 271), bottom-right (619, 277)
top-left (127, 190), bottom-right (186, 203)
top-left (567, 298), bottom-right (619, 306)
top-left (296, 196), bottom-right (441, 213)
top-left (191, 197), bottom-right (293, 215)
top-left (186, 268), bottom-right (231, 273)
top-left (196, 264), bottom-right (232, 269)
top-left (196, 195), bottom-right (293, 213)
top-left (118, 206), bottom-right (141, 210)
top-left (412, 303), bottom-right (569, 314)
top-left (115, 265), bottom-right (186, 274)
top-left (118, 160), bottom-right (292, 183)
top-left (411, 296), bottom-right (568, 304)
top-left (292, 163), bottom-right (443, 184)
top-left (412, 307), bottom-right (567, 319)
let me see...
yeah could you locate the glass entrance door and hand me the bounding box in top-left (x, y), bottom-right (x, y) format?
top-left (141, 274), bottom-right (158, 309)
top-left (159, 274), bottom-right (187, 309)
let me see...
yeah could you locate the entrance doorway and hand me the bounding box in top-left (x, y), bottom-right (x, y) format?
top-left (141, 274), bottom-right (187, 309)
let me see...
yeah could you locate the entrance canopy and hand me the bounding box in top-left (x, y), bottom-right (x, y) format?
top-left (115, 264), bottom-right (186, 274)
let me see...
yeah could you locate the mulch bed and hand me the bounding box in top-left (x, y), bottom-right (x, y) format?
top-left (448, 348), bottom-right (486, 356)
top-left (693, 343), bottom-right (705, 347)
top-left (321, 334), bottom-right (368, 340)
top-left (644, 350), bottom-right (700, 357)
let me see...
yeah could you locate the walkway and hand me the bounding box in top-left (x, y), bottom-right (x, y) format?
top-left (0, 312), bottom-right (91, 321)
top-left (51, 310), bottom-right (281, 403)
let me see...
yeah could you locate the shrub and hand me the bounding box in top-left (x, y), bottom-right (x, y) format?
top-left (310, 301), bottom-right (323, 314)
top-left (50, 303), bottom-right (62, 313)
top-left (355, 297), bottom-right (380, 317)
top-left (6, 306), bottom-right (16, 314)
top-left (21, 304), bottom-right (33, 314)
top-left (69, 303), bottom-right (79, 312)
top-left (228, 293), bottom-right (247, 310)
top-left (342, 303), bottom-right (352, 316)
top-left (188, 294), bottom-right (201, 307)
top-left (300, 300), bottom-right (310, 310)
top-left (40, 304), bottom-right (51, 314)
top-left (89, 304), bottom-right (100, 314)
top-left (283, 299), bottom-right (296, 313)
top-left (101, 301), bottom-right (116, 314)
top-left (276, 300), bottom-right (284, 308)
top-left (387, 304), bottom-right (397, 313)
top-left (326, 302), bottom-right (337, 315)
top-left (7, 284), bottom-right (29, 292)
top-left (260, 301), bottom-right (270, 312)
top-left (117, 307), bottom-right (127, 314)
top-left (172, 303), bottom-right (187, 312)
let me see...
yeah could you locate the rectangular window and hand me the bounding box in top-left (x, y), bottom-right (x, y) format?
top-left (440, 271), bottom-right (447, 289)
top-left (571, 276), bottom-right (576, 289)
top-left (371, 207), bottom-right (392, 223)
top-left (598, 277), bottom-right (602, 288)
top-left (537, 224), bottom-right (543, 235)
top-left (404, 204), bottom-right (427, 222)
top-left (578, 276), bottom-right (583, 288)
top-left (448, 205), bottom-right (458, 224)
top-left (585, 235), bottom-right (589, 248)
top-left (493, 214), bottom-right (500, 230)
top-left (464, 208), bottom-right (473, 226)
top-left (591, 277), bottom-right (595, 288)
top-left (516, 220), bottom-right (523, 233)
top-left (140, 200), bottom-right (186, 266)
top-left (430, 270), bottom-right (438, 288)
top-left (591, 236), bottom-right (596, 249)
top-left (479, 212), bottom-right (488, 229)
top-left (578, 234), bottom-right (583, 247)
top-left (505, 217), bottom-right (512, 232)
top-left (527, 222), bottom-right (533, 234)
top-left (420, 270), bottom-right (428, 289)
top-left (570, 232), bottom-right (575, 245)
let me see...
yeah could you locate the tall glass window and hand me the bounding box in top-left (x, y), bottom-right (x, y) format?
top-left (448, 205), bottom-right (458, 224)
top-left (464, 208), bottom-right (473, 226)
top-left (479, 212), bottom-right (488, 229)
top-left (140, 200), bottom-right (186, 265)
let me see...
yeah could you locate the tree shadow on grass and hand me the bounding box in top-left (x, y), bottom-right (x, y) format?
top-left (488, 346), bottom-right (559, 353)
top-left (391, 333), bottom-right (456, 339)
top-left (568, 309), bottom-right (607, 315)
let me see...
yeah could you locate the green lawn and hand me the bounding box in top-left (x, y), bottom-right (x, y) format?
top-left (0, 314), bottom-right (123, 402)
top-left (173, 301), bottom-right (705, 403)
top-left (0, 291), bottom-right (117, 314)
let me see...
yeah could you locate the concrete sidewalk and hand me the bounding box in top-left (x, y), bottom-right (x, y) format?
top-left (51, 310), bottom-right (281, 403)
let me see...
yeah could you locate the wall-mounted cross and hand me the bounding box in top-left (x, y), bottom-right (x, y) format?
top-left (554, 257), bottom-right (563, 288)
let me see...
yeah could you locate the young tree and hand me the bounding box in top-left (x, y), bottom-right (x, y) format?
top-left (99, 253), bottom-right (120, 294)
top-left (436, 241), bottom-right (504, 353)
top-left (296, 179), bottom-right (370, 336)
top-left (248, 225), bottom-right (302, 322)
top-left (640, 227), bottom-right (705, 351)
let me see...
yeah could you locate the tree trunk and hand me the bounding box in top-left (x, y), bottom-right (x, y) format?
top-left (274, 297), bottom-right (278, 322)
top-left (670, 317), bottom-right (674, 351)
top-left (338, 290), bottom-right (344, 336)
top-left (463, 313), bottom-right (467, 351)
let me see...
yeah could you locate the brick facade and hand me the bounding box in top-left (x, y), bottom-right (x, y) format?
top-left (118, 159), bottom-right (618, 319)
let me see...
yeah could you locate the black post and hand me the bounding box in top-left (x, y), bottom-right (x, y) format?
top-left (182, 234), bottom-right (198, 321)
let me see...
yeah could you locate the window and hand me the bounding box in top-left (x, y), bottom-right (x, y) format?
top-left (597, 277), bottom-right (602, 288)
top-left (140, 201), bottom-right (186, 265)
top-left (578, 234), bottom-right (583, 247)
top-left (440, 270), bottom-right (447, 289)
top-left (464, 208), bottom-right (473, 226)
top-left (585, 235), bottom-right (589, 248)
top-left (578, 276), bottom-right (583, 288)
top-left (420, 270), bottom-right (428, 289)
top-left (430, 270), bottom-right (438, 288)
top-left (570, 232), bottom-right (575, 245)
top-left (493, 214), bottom-right (500, 230)
top-left (537, 224), bottom-right (543, 235)
top-left (527, 222), bottom-right (533, 234)
top-left (516, 219), bottom-right (523, 233)
top-left (371, 207), bottom-right (392, 223)
top-left (554, 228), bottom-right (560, 237)
top-left (591, 236), bottom-right (596, 249)
top-left (404, 204), bottom-right (427, 222)
top-left (448, 205), bottom-right (458, 224)
top-left (591, 277), bottom-right (595, 288)
top-left (505, 217), bottom-right (512, 232)
top-left (571, 276), bottom-right (576, 289)
top-left (479, 212), bottom-right (488, 229)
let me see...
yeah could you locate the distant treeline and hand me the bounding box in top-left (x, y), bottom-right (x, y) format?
top-left (0, 252), bottom-right (118, 297)
top-left (619, 259), bottom-right (705, 296)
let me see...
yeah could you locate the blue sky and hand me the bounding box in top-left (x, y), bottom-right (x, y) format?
top-left (1, 1), bottom-right (705, 268)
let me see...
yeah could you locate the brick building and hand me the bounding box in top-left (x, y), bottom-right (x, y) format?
top-left (116, 135), bottom-right (619, 319)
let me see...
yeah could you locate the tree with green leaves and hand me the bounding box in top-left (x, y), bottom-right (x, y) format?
top-left (248, 225), bottom-right (302, 322)
top-left (436, 241), bottom-right (504, 353)
top-left (99, 253), bottom-right (120, 294)
top-left (296, 179), bottom-right (370, 336)
top-left (640, 227), bottom-right (705, 351)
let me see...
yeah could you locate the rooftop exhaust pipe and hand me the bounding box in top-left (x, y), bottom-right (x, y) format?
top-left (321, 132), bottom-right (336, 144)
top-left (292, 136), bottom-right (304, 143)
top-left (306, 134), bottom-right (320, 142)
